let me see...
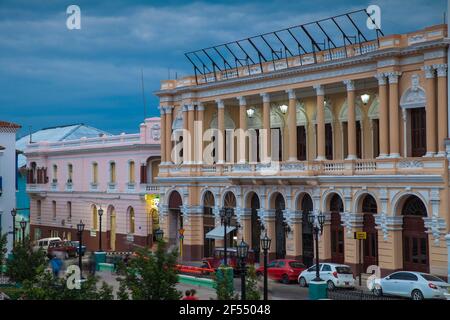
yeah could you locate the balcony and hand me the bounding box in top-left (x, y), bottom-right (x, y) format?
top-left (140, 184), bottom-right (160, 193)
top-left (158, 157), bottom-right (447, 181)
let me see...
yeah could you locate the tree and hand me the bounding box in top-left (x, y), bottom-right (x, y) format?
top-left (0, 233), bottom-right (7, 275)
top-left (22, 268), bottom-right (114, 300)
top-left (245, 265), bottom-right (261, 300)
top-left (215, 266), bottom-right (237, 300)
top-left (116, 241), bottom-right (181, 300)
top-left (6, 238), bottom-right (46, 283)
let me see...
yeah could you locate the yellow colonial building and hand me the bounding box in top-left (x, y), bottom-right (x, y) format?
top-left (155, 13), bottom-right (449, 278)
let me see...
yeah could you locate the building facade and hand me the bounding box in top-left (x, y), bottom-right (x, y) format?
top-left (155, 24), bottom-right (450, 278)
top-left (25, 118), bottom-right (161, 252)
top-left (0, 121), bottom-right (21, 252)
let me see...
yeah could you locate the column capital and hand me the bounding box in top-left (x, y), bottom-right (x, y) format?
top-left (434, 63), bottom-right (448, 78)
top-left (387, 71), bottom-right (402, 84)
top-left (163, 106), bottom-right (173, 114)
top-left (343, 79), bottom-right (355, 91)
top-left (313, 84), bottom-right (324, 96)
top-left (196, 103), bottom-right (205, 111)
top-left (237, 96), bottom-right (247, 106)
top-left (182, 104), bottom-right (189, 112)
top-left (260, 92), bottom-right (270, 103)
top-left (158, 106), bottom-right (166, 115)
top-left (286, 89), bottom-right (296, 100)
top-left (216, 99), bottom-right (225, 109)
top-left (422, 65), bottom-right (435, 79)
top-left (187, 104), bottom-right (195, 112)
top-left (374, 73), bottom-right (387, 85)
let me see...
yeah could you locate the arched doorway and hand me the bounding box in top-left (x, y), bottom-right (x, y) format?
top-left (329, 194), bottom-right (344, 263)
top-left (168, 191), bottom-right (183, 247)
top-left (274, 193), bottom-right (286, 259)
top-left (250, 193), bottom-right (261, 263)
top-left (301, 194), bottom-right (314, 266)
top-left (361, 194), bottom-right (378, 269)
top-left (107, 206), bottom-right (116, 251)
top-left (203, 191), bottom-right (215, 258)
top-left (223, 191), bottom-right (237, 248)
top-left (401, 195), bottom-right (429, 272)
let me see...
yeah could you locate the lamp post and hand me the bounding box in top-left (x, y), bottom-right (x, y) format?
top-left (20, 218), bottom-right (27, 246)
top-left (237, 239), bottom-right (249, 300)
top-left (307, 211), bottom-right (325, 282)
top-left (11, 209), bottom-right (17, 247)
top-left (77, 220), bottom-right (85, 278)
top-left (98, 207), bottom-right (103, 252)
top-left (260, 232), bottom-right (271, 300)
top-left (220, 207), bottom-right (233, 266)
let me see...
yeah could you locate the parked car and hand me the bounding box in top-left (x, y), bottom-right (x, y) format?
top-left (47, 240), bottom-right (78, 259)
top-left (204, 248), bottom-right (255, 271)
top-left (256, 259), bottom-right (306, 284)
top-left (33, 237), bottom-right (62, 254)
top-left (372, 271), bottom-right (450, 300)
top-left (69, 241), bottom-right (86, 256)
top-left (298, 263), bottom-right (355, 290)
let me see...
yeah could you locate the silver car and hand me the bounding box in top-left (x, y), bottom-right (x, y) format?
top-left (373, 271), bottom-right (450, 300)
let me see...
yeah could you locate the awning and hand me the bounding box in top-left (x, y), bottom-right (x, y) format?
top-left (205, 226), bottom-right (236, 240)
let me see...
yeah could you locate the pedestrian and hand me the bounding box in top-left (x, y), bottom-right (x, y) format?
top-left (123, 254), bottom-right (130, 267)
top-left (50, 254), bottom-right (62, 278)
top-left (89, 252), bottom-right (96, 275)
top-left (190, 289), bottom-right (199, 300)
top-left (182, 290), bottom-right (194, 300)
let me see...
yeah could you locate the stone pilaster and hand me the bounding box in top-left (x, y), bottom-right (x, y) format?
top-left (375, 73), bottom-right (389, 158)
top-left (387, 71), bottom-right (401, 158)
top-left (314, 85), bottom-right (326, 160)
top-left (434, 64), bottom-right (448, 156)
top-left (423, 65), bottom-right (437, 157)
top-left (286, 89), bottom-right (297, 161)
top-left (344, 80), bottom-right (357, 159)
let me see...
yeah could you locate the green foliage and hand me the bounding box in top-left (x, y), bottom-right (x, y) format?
top-left (0, 233), bottom-right (7, 274)
top-left (6, 238), bottom-right (47, 283)
top-left (215, 266), bottom-right (237, 300)
top-left (116, 241), bottom-right (182, 300)
top-left (116, 280), bottom-right (130, 300)
top-left (245, 265), bottom-right (261, 300)
top-left (21, 268), bottom-right (114, 300)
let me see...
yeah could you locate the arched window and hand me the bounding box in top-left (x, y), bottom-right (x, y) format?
top-left (92, 162), bottom-right (98, 184)
top-left (129, 161), bottom-right (135, 184)
top-left (67, 164), bottom-right (73, 183)
top-left (109, 162), bottom-right (116, 184)
top-left (52, 201), bottom-right (57, 220)
top-left (128, 207), bottom-right (135, 234)
top-left (92, 206), bottom-right (98, 230)
top-left (52, 164), bottom-right (58, 183)
top-left (67, 201), bottom-right (72, 221)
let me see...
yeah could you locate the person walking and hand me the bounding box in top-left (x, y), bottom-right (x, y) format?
top-left (88, 252), bottom-right (96, 275)
top-left (50, 254), bottom-right (62, 278)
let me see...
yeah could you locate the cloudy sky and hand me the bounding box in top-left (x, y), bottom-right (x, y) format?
top-left (0, 0), bottom-right (447, 137)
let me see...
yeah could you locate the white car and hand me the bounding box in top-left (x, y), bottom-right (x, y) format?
top-left (298, 263), bottom-right (355, 290)
top-left (373, 271), bottom-right (450, 300)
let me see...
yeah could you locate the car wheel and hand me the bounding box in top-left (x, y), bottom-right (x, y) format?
top-left (373, 286), bottom-right (383, 297)
top-left (411, 289), bottom-right (424, 301)
top-left (299, 277), bottom-right (307, 287)
top-left (281, 274), bottom-right (290, 284)
top-left (327, 280), bottom-right (336, 291)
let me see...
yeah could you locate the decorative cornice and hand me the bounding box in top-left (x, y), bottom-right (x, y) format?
top-left (343, 79), bottom-right (355, 91)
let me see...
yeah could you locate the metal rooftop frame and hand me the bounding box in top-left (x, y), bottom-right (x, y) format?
top-left (185, 9), bottom-right (383, 85)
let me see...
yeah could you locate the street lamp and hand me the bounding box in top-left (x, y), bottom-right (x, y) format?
top-left (279, 104), bottom-right (288, 114)
top-left (260, 232), bottom-right (271, 300)
top-left (308, 211), bottom-right (325, 282)
top-left (220, 207), bottom-right (233, 266)
top-left (155, 228), bottom-right (164, 242)
top-left (98, 207), bottom-right (104, 252)
top-left (20, 218), bottom-right (27, 246)
top-left (77, 220), bottom-right (85, 278)
top-left (237, 239), bottom-right (249, 300)
top-left (11, 209), bottom-right (17, 247)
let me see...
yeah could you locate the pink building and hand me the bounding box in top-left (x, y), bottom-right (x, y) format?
top-left (25, 118), bottom-right (161, 252)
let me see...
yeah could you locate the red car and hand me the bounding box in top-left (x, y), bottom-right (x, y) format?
top-left (47, 240), bottom-right (78, 259)
top-left (256, 259), bottom-right (306, 284)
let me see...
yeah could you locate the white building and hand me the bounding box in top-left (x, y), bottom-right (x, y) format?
top-left (0, 121), bottom-right (21, 252)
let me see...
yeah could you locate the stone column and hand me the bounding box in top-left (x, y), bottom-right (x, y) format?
top-left (181, 205), bottom-right (204, 261)
top-left (317, 212), bottom-right (332, 261)
top-left (285, 210), bottom-right (303, 260)
top-left (195, 103), bottom-right (205, 164)
top-left (216, 99), bottom-right (225, 164)
top-left (342, 212), bottom-right (364, 274)
top-left (286, 89), bottom-right (298, 161)
top-left (260, 209), bottom-right (277, 260)
top-left (187, 104), bottom-right (195, 163)
top-left (182, 105), bottom-right (189, 163)
top-left (314, 85), bottom-right (326, 160)
top-left (446, 234), bottom-right (450, 281)
top-left (387, 72), bottom-right (401, 158)
top-left (435, 64), bottom-right (448, 156)
top-left (261, 93), bottom-right (271, 162)
top-left (237, 208), bottom-right (252, 246)
top-left (376, 73), bottom-right (389, 158)
top-left (164, 106), bottom-right (173, 163)
top-left (237, 96), bottom-right (247, 163)
top-left (344, 80), bottom-right (357, 159)
top-left (424, 65), bottom-right (437, 157)
top-left (159, 106), bottom-right (166, 163)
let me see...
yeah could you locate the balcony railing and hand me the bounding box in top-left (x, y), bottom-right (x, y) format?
top-left (158, 157), bottom-right (447, 178)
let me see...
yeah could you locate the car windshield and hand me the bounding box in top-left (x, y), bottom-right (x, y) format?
top-left (420, 274), bottom-right (445, 282)
top-left (335, 266), bottom-right (353, 274)
top-left (289, 262), bottom-right (305, 269)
